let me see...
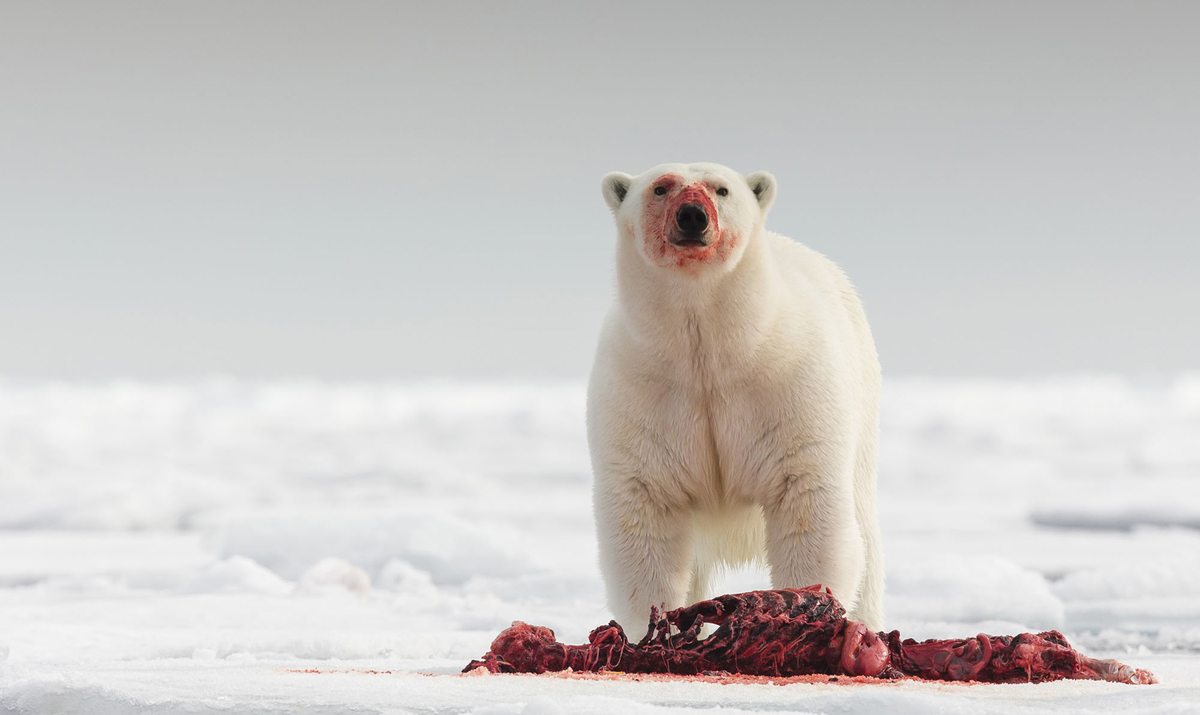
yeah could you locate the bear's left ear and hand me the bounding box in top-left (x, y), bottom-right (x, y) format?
top-left (602, 172), bottom-right (633, 212)
top-left (745, 171), bottom-right (777, 213)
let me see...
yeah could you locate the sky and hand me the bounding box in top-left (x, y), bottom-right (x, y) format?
top-left (1, 1), bottom-right (1197, 378)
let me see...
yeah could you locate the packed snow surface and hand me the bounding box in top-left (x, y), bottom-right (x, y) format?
top-left (0, 376), bottom-right (1197, 713)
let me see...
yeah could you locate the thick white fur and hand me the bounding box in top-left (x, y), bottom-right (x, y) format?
top-left (589, 162), bottom-right (884, 634)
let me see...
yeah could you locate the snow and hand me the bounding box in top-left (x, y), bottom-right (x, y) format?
top-left (0, 376), bottom-right (1197, 713)
top-left (182, 556), bottom-right (294, 597)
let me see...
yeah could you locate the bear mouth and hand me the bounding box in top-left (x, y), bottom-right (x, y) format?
top-left (669, 236), bottom-right (710, 248)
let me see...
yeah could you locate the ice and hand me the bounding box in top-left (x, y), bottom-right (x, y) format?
top-left (0, 376), bottom-right (1198, 712)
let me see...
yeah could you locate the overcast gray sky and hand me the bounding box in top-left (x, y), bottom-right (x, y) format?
top-left (1, 1), bottom-right (1197, 378)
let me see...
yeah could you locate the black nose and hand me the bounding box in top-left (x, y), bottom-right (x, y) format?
top-left (675, 203), bottom-right (709, 237)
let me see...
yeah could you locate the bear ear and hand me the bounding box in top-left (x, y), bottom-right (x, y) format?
top-left (602, 172), bottom-right (633, 212)
top-left (746, 171), bottom-right (777, 212)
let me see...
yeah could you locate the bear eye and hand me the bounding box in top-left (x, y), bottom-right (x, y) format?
top-left (654, 186), bottom-right (667, 196)
top-left (716, 187), bottom-right (728, 196)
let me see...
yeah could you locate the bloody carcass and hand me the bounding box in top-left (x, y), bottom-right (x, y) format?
top-left (464, 586), bottom-right (1154, 685)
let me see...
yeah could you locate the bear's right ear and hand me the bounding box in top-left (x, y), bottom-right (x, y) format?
top-left (602, 172), bottom-right (633, 212)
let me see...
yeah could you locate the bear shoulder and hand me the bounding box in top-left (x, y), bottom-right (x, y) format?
top-left (766, 232), bottom-right (876, 364)
top-left (767, 233), bottom-right (863, 312)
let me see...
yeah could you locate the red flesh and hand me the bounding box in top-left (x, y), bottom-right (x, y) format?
top-left (464, 586), bottom-right (1155, 685)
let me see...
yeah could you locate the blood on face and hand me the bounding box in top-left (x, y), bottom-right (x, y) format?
top-left (639, 175), bottom-right (735, 269)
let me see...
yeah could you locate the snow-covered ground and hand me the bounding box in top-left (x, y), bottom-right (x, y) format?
top-left (0, 376), bottom-right (1197, 714)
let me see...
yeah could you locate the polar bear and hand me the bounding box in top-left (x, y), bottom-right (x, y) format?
top-left (588, 162), bottom-right (884, 633)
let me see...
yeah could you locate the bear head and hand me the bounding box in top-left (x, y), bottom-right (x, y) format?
top-left (601, 163), bottom-right (776, 274)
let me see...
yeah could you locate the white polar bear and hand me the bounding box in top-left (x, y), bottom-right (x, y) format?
top-left (588, 162), bottom-right (884, 633)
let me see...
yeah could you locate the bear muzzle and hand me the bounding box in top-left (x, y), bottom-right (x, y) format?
top-left (671, 203), bottom-right (711, 247)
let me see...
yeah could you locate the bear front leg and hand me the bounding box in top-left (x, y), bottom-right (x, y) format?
top-left (762, 466), bottom-right (865, 616)
top-left (594, 475), bottom-right (694, 636)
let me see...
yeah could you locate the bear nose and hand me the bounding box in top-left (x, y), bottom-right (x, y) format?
top-left (675, 203), bottom-right (709, 237)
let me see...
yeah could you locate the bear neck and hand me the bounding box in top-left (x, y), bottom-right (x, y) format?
top-left (615, 227), bottom-right (784, 369)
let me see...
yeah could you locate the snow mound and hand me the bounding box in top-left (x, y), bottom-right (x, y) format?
top-left (1053, 539), bottom-right (1200, 648)
top-left (0, 676), bottom-right (151, 715)
top-left (296, 557), bottom-right (371, 597)
top-left (180, 556), bottom-right (292, 596)
top-left (1071, 625), bottom-right (1200, 654)
top-left (378, 558), bottom-right (439, 598)
top-left (886, 555), bottom-right (1064, 632)
top-left (0, 378), bottom-right (589, 533)
top-left (1055, 548), bottom-right (1200, 600)
top-left (211, 509), bottom-right (533, 585)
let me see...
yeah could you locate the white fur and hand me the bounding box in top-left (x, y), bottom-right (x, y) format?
top-left (589, 162), bottom-right (884, 634)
